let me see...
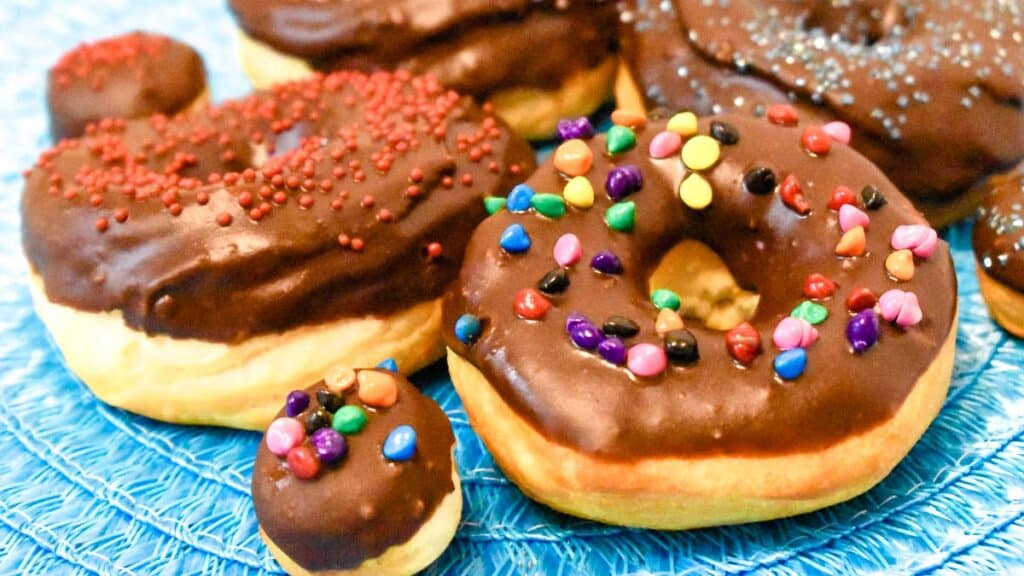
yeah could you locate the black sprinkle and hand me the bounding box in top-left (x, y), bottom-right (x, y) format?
top-left (316, 390), bottom-right (343, 413)
top-left (304, 407), bottom-right (333, 433)
top-left (602, 316), bottom-right (640, 338)
top-left (861, 185), bottom-right (887, 209)
top-left (665, 329), bottom-right (700, 364)
top-left (710, 121), bottom-right (740, 145)
top-left (538, 268), bottom-right (570, 294)
top-left (743, 166), bottom-right (777, 195)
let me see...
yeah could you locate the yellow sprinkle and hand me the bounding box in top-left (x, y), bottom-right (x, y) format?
top-left (681, 135), bottom-right (720, 171)
top-left (563, 176), bottom-right (595, 209)
top-left (679, 173), bottom-right (713, 210)
top-left (667, 111), bottom-right (698, 137)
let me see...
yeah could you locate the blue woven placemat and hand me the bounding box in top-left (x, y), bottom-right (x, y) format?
top-left (1, 1), bottom-right (1023, 574)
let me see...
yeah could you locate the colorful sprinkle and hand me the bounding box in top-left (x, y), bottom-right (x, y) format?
top-left (846, 288), bottom-right (878, 313)
top-left (878, 289), bottom-right (923, 328)
top-left (651, 289), bottom-right (682, 311)
top-left (357, 371), bottom-right (398, 408)
top-left (506, 184), bottom-right (535, 212)
top-left (773, 317), bottom-right (819, 350)
top-left (316, 389), bottom-right (343, 413)
top-left (266, 417), bottom-right (305, 457)
top-left (885, 249), bottom-right (916, 281)
top-left (311, 428), bottom-right (348, 463)
top-left (766, 103), bottom-right (799, 126)
top-left (591, 250), bottom-right (624, 275)
top-left (822, 121), bottom-right (852, 144)
top-left (383, 425), bottom-right (417, 462)
top-left (828, 186), bottom-right (858, 210)
top-left (780, 174), bottom-right (811, 215)
top-left (709, 121), bottom-right (740, 145)
top-left (538, 267), bottom-right (570, 294)
top-left (861, 185), bottom-right (887, 209)
top-left (454, 313), bottom-right (483, 344)
top-left (664, 329), bottom-right (700, 364)
top-left (605, 201), bottom-right (635, 232)
top-left (681, 135), bottom-right (720, 171)
top-left (531, 193), bottom-right (566, 219)
top-left (285, 390), bottom-right (310, 417)
top-left (554, 139), bottom-right (593, 177)
top-left (556, 117), bottom-right (595, 141)
top-left (774, 349), bottom-right (807, 380)
top-left (803, 273), bottom-right (837, 300)
top-left (791, 300), bottom-right (829, 325)
top-left (801, 126), bottom-right (832, 156)
top-left (835, 226), bottom-right (866, 257)
top-left (847, 309), bottom-right (881, 353)
top-left (303, 408), bottom-right (332, 434)
top-left (839, 204), bottom-right (870, 232)
top-left (627, 343), bottom-right (667, 377)
top-left (286, 444), bottom-right (320, 479)
top-left (679, 173), bottom-right (713, 210)
top-left (483, 196), bottom-right (506, 215)
top-left (332, 405), bottom-right (368, 435)
top-left (324, 366), bottom-right (356, 393)
top-left (565, 312), bottom-right (589, 333)
top-left (726, 322), bottom-right (762, 366)
top-left (611, 109), bottom-right (646, 128)
top-left (553, 233), bottom-right (582, 267)
top-left (606, 165), bottom-right (643, 201)
top-left (667, 111), bottom-right (698, 136)
top-left (890, 225), bottom-right (938, 258)
top-left (376, 358), bottom-right (398, 372)
top-left (513, 288), bottom-right (551, 320)
top-left (606, 125), bottom-right (637, 154)
top-left (569, 322), bottom-right (603, 350)
top-left (563, 176), bottom-right (594, 208)
top-left (603, 316), bottom-right (640, 338)
top-left (597, 337), bottom-right (627, 365)
top-left (655, 308), bottom-right (685, 336)
top-left (499, 223), bottom-right (531, 253)
top-left (649, 131), bottom-right (683, 159)
top-left (743, 166), bottom-right (776, 195)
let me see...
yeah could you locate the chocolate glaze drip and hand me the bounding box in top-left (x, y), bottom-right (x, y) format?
top-left (443, 114), bottom-right (957, 458)
top-left (229, 0), bottom-right (618, 96)
top-left (620, 0), bottom-right (1024, 206)
top-left (974, 163), bottom-right (1024, 291)
top-left (23, 71), bottom-right (535, 342)
top-left (47, 32), bottom-right (206, 141)
top-left (252, 370), bottom-right (455, 571)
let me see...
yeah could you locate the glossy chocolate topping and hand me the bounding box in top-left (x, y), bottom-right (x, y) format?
top-left (252, 370), bottom-right (456, 571)
top-left (23, 71), bottom-right (535, 342)
top-left (620, 0), bottom-right (1024, 205)
top-left (974, 163), bottom-right (1024, 291)
top-left (229, 0), bottom-right (618, 96)
top-left (444, 113), bottom-right (957, 459)
top-left (47, 32), bottom-right (206, 141)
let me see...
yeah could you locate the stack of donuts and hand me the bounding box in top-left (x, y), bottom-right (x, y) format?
top-left (20, 0), bottom-right (1023, 572)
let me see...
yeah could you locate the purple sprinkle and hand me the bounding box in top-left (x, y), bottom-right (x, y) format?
top-left (556, 117), bottom-right (595, 141)
top-left (311, 428), bottom-right (348, 463)
top-left (597, 337), bottom-right (627, 365)
top-left (566, 312), bottom-right (590, 333)
top-left (591, 251), bottom-right (624, 275)
top-left (605, 165), bottom-right (643, 201)
top-left (847, 309), bottom-right (881, 354)
top-left (570, 323), bottom-right (603, 350)
top-left (285, 390), bottom-right (310, 417)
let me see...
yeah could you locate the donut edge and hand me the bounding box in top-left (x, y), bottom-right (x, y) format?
top-left (976, 265), bottom-right (1024, 338)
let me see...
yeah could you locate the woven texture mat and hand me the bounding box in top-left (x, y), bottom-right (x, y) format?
top-left (1, 1), bottom-right (1022, 574)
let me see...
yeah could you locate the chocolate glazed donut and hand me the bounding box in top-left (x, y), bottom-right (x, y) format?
top-left (974, 163), bottom-right (1024, 337)
top-left (618, 0), bottom-right (1024, 225)
top-left (443, 113), bottom-right (957, 528)
top-left (22, 70), bottom-right (534, 429)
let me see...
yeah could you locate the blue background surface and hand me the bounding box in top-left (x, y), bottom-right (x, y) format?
top-left (1, 1), bottom-right (1023, 574)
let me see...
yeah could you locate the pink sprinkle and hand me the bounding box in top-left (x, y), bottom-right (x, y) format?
top-left (773, 317), bottom-right (819, 350)
top-left (648, 131), bottom-right (683, 159)
top-left (838, 204), bottom-right (870, 232)
top-left (878, 289), bottom-right (923, 328)
top-left (627, 343), bottom-right (667, 377)
top-left (890, 224), bottom-right (938, 259)
top-left (266, 417), bottom-right (305, 456)
top-left (822, 121), bottom-right (852, 144)
top-left (553, 233), bottom-right (582, 267)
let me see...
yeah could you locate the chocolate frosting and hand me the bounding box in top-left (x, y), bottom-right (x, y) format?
top-left (443, 114), bottom-right (957, 459)
top-left (47, 32), bottom-right (206, 141)
top-left (229, 0), bottom-right (618, 96)
top-left (252, 370), bottom-right (456, 571)
top-left (23, 71), bottom-right (535, 342)
top-left (974, 163), bottom-right (1024, 291)
top-left (620, 0), bottom-right (1024, 206)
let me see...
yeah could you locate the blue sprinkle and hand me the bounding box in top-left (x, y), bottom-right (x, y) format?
top-left (376, 358), bottom-right (398, 372)
top-left (499, 224), bottom-right (531, 253)
top-left (383, 425), bottom-right (417, 462)
top-left (774, 349), bottom-right (807, 380)
top-left (454, 314), bottom-right (482, 344)
top-left (506, 184), bottom-right (535, 212)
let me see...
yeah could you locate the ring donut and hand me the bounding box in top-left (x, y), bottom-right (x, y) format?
top-left (22, 70), bottom-right (533, 429)
top-left (47, 32), bottom-right (208, 140)
top-left (974, 163), bottom-right (1024, 337)
top-left (617, 0), bottom-right (1024, 225)
top-left (443, 111), bottom-right (957, 528)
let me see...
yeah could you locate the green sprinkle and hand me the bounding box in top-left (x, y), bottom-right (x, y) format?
top-left (651, 289), bottom-right (682, 311)
top-left (332, 405), bottom-right (368, 435)
top-left (606, 125), bottom-right (637, 155)
top-left (605, 201), bottom-right (635, 232)
top-left (530, 193), bottom-right (567, 219)
top-left (483, 196), bottom-right (506, 215)
top-left (791, 300), bottom-right (829, 325)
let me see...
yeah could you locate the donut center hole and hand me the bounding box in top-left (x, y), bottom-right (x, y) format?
top-left (648, 240), bottom-right (759, 332)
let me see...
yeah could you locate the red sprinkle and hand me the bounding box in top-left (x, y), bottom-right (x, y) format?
top-left (779, 174), bottom-right (811, 215)
top-left (846, 288), bottom-right (878, 313)
top-left (94, 217), bottom-right (109, 232)
top-left (216, 212), bottom-right (233, 227)
top-left (425, 241), bottom-right (442, 261)
top-left (513, 288), bottom-right (551, 320)
top-left (801, 127), bottom-right (832, 156)
top-left (351, 237), bottom-right (364, 252)
top-left (725, 322), bottom-right (761, 366)
top-left (113, 207), bottom-right (128, 223)
top-left (803, 273), bottom-right (837, 300)
top-left (766, 104), bottom-right (799, 126)
top-left (286, 445), bottom-right (320, 480)
top-left (828, 186), bottom-right (858, 211)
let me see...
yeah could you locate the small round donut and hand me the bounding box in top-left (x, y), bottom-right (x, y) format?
top-left (253, 368), bottom-right (460, 575)
top-left (47, 32), bottom-right (207, 141)
top-left (226, 0), bottom-right (619, 140)
top-left (617, 0), bottom-right (1024, 225)
top-left (974, 164), bottom-right (1024, 337)
top-left (443, 111), bottom-right (958, 528)
top-left (22, 70), bottom-right (534, 429)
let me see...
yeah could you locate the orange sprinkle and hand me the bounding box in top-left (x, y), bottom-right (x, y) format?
top-left (553, 139), bottom-right (593, 177)
top-left (357, 371), bottom-right (398, 408)
top-left (835, 226), bottom-right (866, 257)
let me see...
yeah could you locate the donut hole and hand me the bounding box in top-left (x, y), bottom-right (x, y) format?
top-left (648, 240), bottom-right (759, 331)
top-left (802, 0), bottom-right (905, 46)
